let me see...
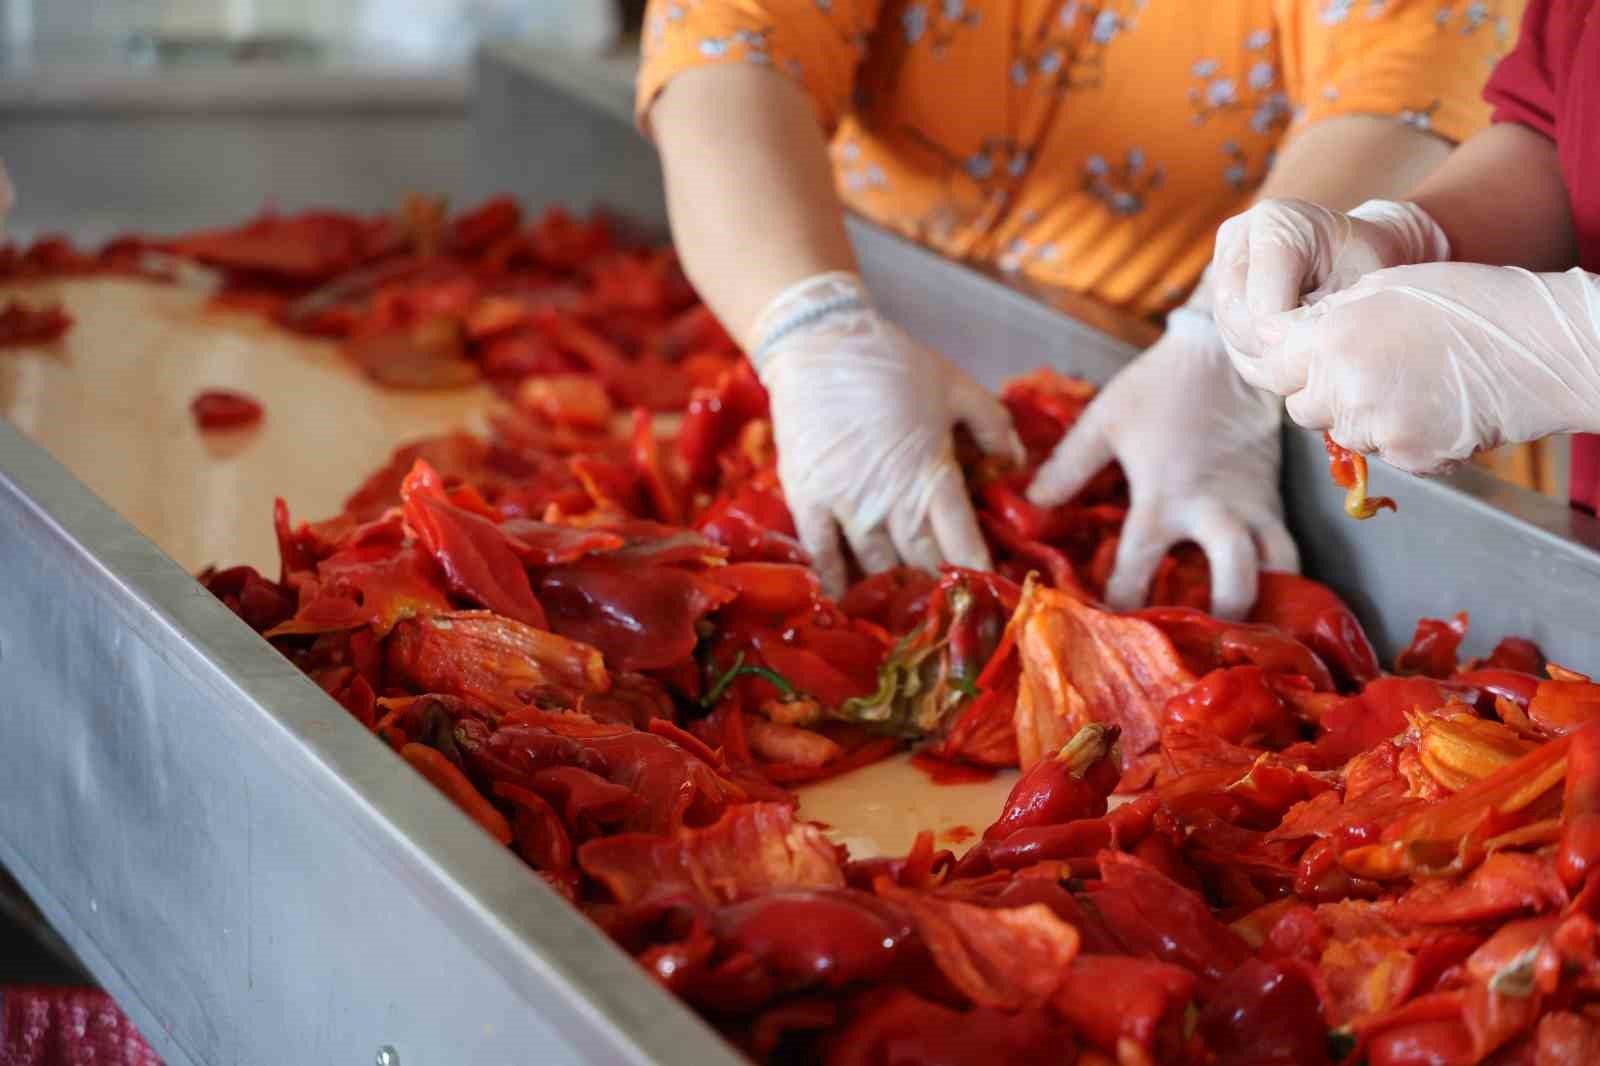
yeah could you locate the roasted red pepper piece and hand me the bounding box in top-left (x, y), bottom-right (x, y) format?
top-left (676, 361), bottom-right (768, 485)
top-left (1559, 722), bottom-right (1600, 892)
top-left (399, 460), bottom-right (547, 628)
top-left (1325, 431), bottom-right (1396, 519)
top-left (694, 469), bottom-right (807, 565)
top-left (1164, 666), bottom-right (1296, 747)
top-left (167, 209), bottom-right (389, 283)
top-left (1090, 849), bottom-right (1254, 990)
top-left (1473, 636), bottom-right (1544, 675)
top-left (1249, 571), bottom-right (1380, 688)
top-left (1342, 732), bottom-right (1572, 880)
top-left (825, 988), bottom-right (1074, 1066)
top-left (385, 611), bottom-right (607, 712)
top-left (1391, 851), bottom-right (1569, 925)
top-left (983, 724), bottom-right (1120, 842)
top-left (446, 195), bottom-right (522, 254)
top-left (1396, 612), bottom-right (1469, 678)
top-left (538, 556), bottom-right (734, 673)
top-left (1053, 954), bottom-right (1195, 1061)
top-left (1198, 957), bottom-right (1331, 1066)
top-left (711, 888), bottom-right (915, 990)
top-left (1313, 676), bottom-right (1462, 764)
top-left (836, 567), bottom-right (938, 635)
top-left (190, 388), bottom-right (264, 430)
top-left (1528, 678), bottom-right (1600, 736)
top-left (578, 803), bottom-right (842, 906)
top-left (400, 742), bottom-right (513, 845)
top-left (0, 298), bottom-right (73, 346)
top-left (978, 792), bottom-right (1164, 872)
top-left (873, 878), bottom-right (1080, 1010)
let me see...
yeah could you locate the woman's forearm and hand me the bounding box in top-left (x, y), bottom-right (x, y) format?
top-left (648, 64), bottom-right (856, 348)
top-left (1406, 122), bottom-right (1579, 271)
top-left (1255, 114), bottom-right (1452, 210)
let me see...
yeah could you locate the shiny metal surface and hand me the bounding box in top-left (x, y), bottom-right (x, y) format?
top-left (1, 65), bottom-right (468, 246)
top-left (0, 413), bottom-right (743, 1065)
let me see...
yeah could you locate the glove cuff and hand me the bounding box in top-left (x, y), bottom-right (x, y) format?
top-left (1349, 199), bottom-right (1451, 265)
top-left (1164, 305), bottom-right (1223, 348)
top-left (748, 271), bottom-right (872, 371)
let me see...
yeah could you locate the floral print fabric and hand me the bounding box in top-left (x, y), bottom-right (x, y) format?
top-left (638, 1), bottom-right (1519, 316)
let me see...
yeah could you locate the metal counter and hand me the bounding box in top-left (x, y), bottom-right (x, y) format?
top-left (0, 63), bottom-right (470, 245)
top-left (0, 39), bottom-right (1597, 1066)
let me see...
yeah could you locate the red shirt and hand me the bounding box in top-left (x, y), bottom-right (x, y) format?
top-left (1482, 0), bottom-right (1600, 510)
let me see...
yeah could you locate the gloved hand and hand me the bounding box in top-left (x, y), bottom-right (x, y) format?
top-left (1237, 261), bottom-right (1600, 476)
top-left (750, 271), bottom-right (1023, 595)
top-left (1027, 303), bottom-right (1296, 620)
top-left (1212, 198), bottom-right (1450, 364)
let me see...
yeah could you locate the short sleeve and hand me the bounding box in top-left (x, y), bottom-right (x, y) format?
top-left (636, 0), bottom-right (883, 136)
top-left (1482, 0), bottom-right (1558, 138)
top-left (1274, 0), bottom-right (1522, 146)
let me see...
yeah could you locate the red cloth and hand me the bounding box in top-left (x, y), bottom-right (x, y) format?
top-left (1482, 0), bottom-right (1600, 510)
top-left (0, 987), bottom-right (160, 1066)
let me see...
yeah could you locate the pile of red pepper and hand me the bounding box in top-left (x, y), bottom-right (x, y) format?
top-left (8, 200), bottom-right (1600, 1064)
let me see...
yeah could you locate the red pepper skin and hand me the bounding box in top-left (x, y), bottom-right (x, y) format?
top-left (190, 388), bottom-right (264, 429)
top-left (1249, 572), bottom-right (1380, 688)
top-left (1395, 613), bottom-right (1469, 679)
top-left (836, 568), bottom-right (938, 635)
top-left (825, 988), bottom-right (1073, 1066)
top-left (1198, 957), bottom-right (1331, 1066)
top-left (1164, 666), bottom-right (1294, 747)
top-left (983, 793), bottom-right (1163, 871)
top-left (706, 563), bottom-right (820, 619)
top-left (1294, 837), bottom-right (1385, 903)
top-left (400, 460), bottom-right (547, 629)
top-left (983, 724), bottom-right (1120, 842)
top-left (676, 361), bottom-right (767, 484)
top-left (1455, 667), bottom-right (1542, 714)
top-left (1325, 431), bottom-right (1397, 519)
top-left (1053, 954), bottom-right (1195, 1060)
top-left (693, 470), bottom-right (808, 565)
top-left (446, 195), bottom-right (521, 253)
top-left (1090, 849), bottom-right (1253, 991)
top-left (0, 298), bottom-right (73, 346)
top-left (1559, 722), bottom-right (1600, 892)
top-left (710, 889), bottom-right (915, 989)
top-left (1218, 627), bottom-right (1337, 692)
top-left (1140, 606), bottom-right (1337, 693)
top-left (1477, 636), bottom-right (1543, 675)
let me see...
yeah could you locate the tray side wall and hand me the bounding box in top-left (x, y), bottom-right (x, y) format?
top-left (0, 417), bottom-right (742, 1066)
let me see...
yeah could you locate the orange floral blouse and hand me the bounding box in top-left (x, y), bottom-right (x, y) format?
top-left (638, 0), bottom-right (1520, 317)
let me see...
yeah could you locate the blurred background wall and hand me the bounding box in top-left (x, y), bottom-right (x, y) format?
top-left (0, 1), bottom-right (642, 241)
top-left (1, 0), bottom-right (636, 68)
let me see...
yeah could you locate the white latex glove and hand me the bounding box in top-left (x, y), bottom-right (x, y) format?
top-left (1212, 198), bottom-right (1450, 364)
top-left (750, 271), bottom-right (1024, 595)
top-left (1241, 261), bottom-right (1600, 476)
top-left (1027, 304), bottom-right (1296, 620)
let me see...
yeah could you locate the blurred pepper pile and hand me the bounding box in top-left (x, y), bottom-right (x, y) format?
top-left (6, 199), bottom-right (1600, 1065)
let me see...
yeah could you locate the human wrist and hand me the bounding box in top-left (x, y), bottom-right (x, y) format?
top-left (747, 270), bottom-right (873, 375)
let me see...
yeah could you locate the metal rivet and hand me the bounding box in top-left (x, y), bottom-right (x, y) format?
top-left (375, 1047), bottom-right (399, 1066)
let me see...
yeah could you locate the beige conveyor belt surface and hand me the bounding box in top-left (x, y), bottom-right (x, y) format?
top-left (0, 277), bottom-right (1017, 859)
